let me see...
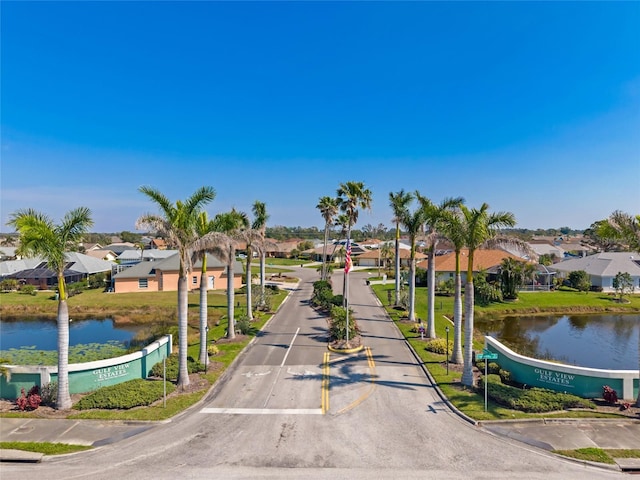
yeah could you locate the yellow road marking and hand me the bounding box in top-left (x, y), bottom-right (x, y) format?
top-left (322, 351), bottom-right (330, 414)
top-left (336, 346), bottom-right (376, 415)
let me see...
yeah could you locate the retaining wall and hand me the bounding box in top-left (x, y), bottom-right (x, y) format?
top-left (0, 335), bottom-right (172, 400)
top-left (484, 335), bottom-right (638, 401)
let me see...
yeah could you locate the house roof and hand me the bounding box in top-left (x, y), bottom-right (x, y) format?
top-left (0, 258), bottom-right (42, 276)
top-left (418, 248), bottom-right (525, 272)
top-left (84, 249), bottom-right (117, 260)
top-left (117, 249), bottom-right (177, 261)
top-left (550, 252), bottom-right (640, 277)
top-left (0, 252), bottom-right (113, 277)
top-left (357, 249), bottom-right (426, 260)
top-left (113, 253), bottom-right (243, 279)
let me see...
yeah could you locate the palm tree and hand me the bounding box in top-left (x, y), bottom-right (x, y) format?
top-left (317, 196), bottom-right (339, 281)
top-left (416, 194), bottom-right (465, 338)
top-left (439, 209), bottom-right (466, 364)
top-left (380, 241), bottom-right (394, 273)
top-left (389, 190), bottom-right (413, 306)
top-left (603, 210), bottom-right (640, 406)
top-left (459, 203), bottom-right (516, 387)
top-left (337, 181), bottom-right (372, 345)
top-left (211, 208), bottom-right (252, 339)
top-left (9, 207), bottom-right (94, 409)
top-left (252, 201), bottom-right (270, 310)
top-left (398, 203), bottom-right (427, 323)
top-left (137, 186), bottom-right (216, 388)
top-left (193, 212), bottom-right (226, 365)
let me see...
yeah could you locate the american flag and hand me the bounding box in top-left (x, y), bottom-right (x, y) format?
top-left (344, 239), bottom-right (352, 274)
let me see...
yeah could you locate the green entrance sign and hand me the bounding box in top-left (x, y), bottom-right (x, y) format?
top-left (477, 352), bottom-right (498, 361)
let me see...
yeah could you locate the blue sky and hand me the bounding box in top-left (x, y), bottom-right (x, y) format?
top-left (2, 1), bottom-right (639, 234)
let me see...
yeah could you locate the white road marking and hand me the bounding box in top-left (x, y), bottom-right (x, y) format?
top-left (199, 408), bottom-right (323, 415)
top-left (242, 370), bottom-right (272, 378)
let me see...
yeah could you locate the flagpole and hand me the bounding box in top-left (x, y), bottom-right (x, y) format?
top-left (345, 235), bottom-right (351, 346)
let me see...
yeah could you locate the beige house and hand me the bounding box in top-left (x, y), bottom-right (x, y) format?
top-left (113, 253), bottom-right (243, 293)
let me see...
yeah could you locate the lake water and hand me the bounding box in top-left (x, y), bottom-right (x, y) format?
top-left (0, 318), bottom-right (145, 351)
top-left (476, 314), bottom-right (639, 370)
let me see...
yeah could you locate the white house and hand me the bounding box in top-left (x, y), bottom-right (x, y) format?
top-left (550, 252), bottom-right (640, 292)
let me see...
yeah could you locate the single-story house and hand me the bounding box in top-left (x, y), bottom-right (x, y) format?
top-left (4, 266), bottom-right (84, 290)
top-left (84, 249), bottom-right (119, 262)
top-left (304, 241), bottom-right (367, 263)
top-left (0, 252), bottom-right (114, 289)
top-left (550, 252), bottom-right (640, 292)
top-left (417, 248), bottom-right (529, 285)
top-left (357, 248), bottom-right (426, 268)
top-left (112, 253), bottom-right (243, 293)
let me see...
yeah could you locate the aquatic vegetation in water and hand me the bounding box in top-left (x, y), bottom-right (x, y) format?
top-left (0, 341), bottom-right (127, 366)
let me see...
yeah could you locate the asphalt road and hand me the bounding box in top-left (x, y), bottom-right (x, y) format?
top-left (1, 267), bottom-right (628, 479)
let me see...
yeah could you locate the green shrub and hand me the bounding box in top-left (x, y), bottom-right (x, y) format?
top-left (424, 338), bottom-right (452, 355)
top-left (40, 382), bottom-right (57, 407)
top-left (73, 379), bottom-right (175, 410)
top-left (236, 316), bottom-right (253, 335)
top-left (150, 354), bottom-right (204, 381)
top-left (480, 375), bottom-right (595, 413)
top-left (19, 285), bottom-right (37, 296)
top-left (329, 305), bottom-right (359, 341)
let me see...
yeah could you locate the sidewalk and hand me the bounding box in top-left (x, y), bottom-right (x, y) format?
top-left (0, 417), bottom-right (159, 462)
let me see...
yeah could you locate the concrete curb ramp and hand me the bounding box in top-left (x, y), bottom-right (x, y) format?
top-left (0, 448), bottom-right (44, 463)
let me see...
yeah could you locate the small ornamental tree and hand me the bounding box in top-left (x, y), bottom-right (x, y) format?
top-left (612, 271), bottom-right (634, 301)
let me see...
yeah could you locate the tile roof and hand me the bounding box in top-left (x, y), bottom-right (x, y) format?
top-left (417, 248), bottom-right (525, 271)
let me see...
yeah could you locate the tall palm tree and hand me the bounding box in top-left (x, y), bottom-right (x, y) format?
top-left (337, 181), bottom-right (372, 345)
top-left (416, 194), bottom-right (465, 338)
top-left (252, 201), bottom-right (270, 309)
top-left (193, 212), bottom-right (227, 365)
top-left (439, 209), bottom-right (466, 364)
top-left (211, 208), bottom-right (252, 339)
top-left (137, 186), bottom-right (216, 388)
top-left (398, 203), bottom-right (427, 323)
top-left (603, 210), bottom-right (640, 406)
top-left (9, 207), bottom-right (93, 409)
top-left (317, 196), bottom-right (339, 281)
top-left (459, 203), bottom-right (516, 387)
top-left (389, 190), bottom-right (413, 306)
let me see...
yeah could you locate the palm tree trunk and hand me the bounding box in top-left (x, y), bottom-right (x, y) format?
top-left (321, 225), bottom-right (329, 281)
top-left (451, 269), bottom-right (463, 364)
top-left (177, 276), bottom-right (190, 388)
top-left (426, 248), bottom-right (436, 338)
top-left (246, 253), bottom-right (253, 321)
top-left (461, 277), bottom-right (475, 387)
top-left (259, 252), bottom-right (266, 307)
top-left (408, 258), bottom-right (416, 322)
top-left (198, 269), bottom-right (208, 365)
top-left (394, 225), bottom-right (400, 305)
top-left (56, 299), bottom-right (72, 409)
top-left (226, 256), bottom-right (235, 339)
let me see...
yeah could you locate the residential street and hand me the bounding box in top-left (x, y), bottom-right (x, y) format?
top-left (1, 267), bottom-right (630, 479)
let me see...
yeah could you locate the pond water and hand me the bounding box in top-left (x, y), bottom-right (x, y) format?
top-left (476, 314), bottom-right (639, 370)
top-left (0, 318), bottom-right (146, 351)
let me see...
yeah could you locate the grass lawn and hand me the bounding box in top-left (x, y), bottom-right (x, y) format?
top-left (0, 441), bottom-right (92, 455)
top-left (371, 283), bottom-right (639, 421)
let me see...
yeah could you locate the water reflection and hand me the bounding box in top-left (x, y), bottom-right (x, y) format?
top-left (476, 314), bottom-right (639, 370)
top-left (0, 318), bottom-right (147, 351)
